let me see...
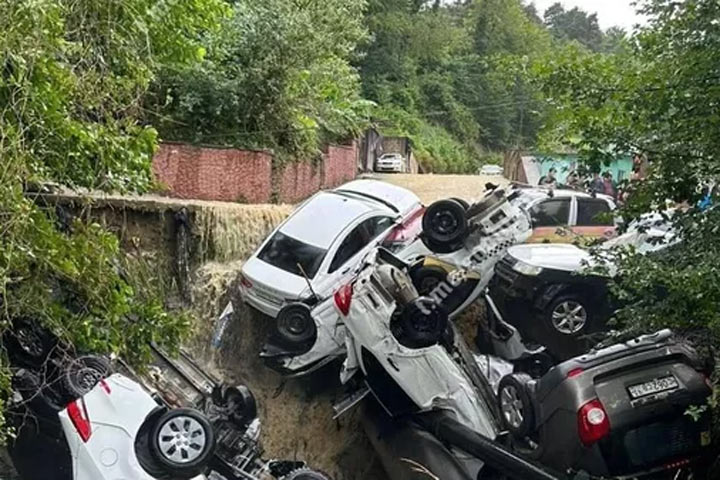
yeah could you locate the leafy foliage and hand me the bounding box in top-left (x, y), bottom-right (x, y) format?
top-left (149, 0), bottom-right (372, 160)
top-left (359, 0), bottom-right (553, 172)
top-left (0, 0), bottom-right (224, 434)
top-left (536, 0), bottom-right (720, 349)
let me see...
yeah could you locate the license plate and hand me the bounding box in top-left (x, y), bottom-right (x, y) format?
top-left (628, 375), bottom-right (679, 399)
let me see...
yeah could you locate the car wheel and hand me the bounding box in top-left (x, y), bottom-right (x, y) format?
top-left (61, 355), bottom-right (110, 400)
top-left (546, 295), bottom-right (591, 336)
top-left (283, 468), bottom-right (331, 480)
top-left (5, 320), bottom-right (55, 367)
top-left (394, 297), bottom-right (448, 349)
top-left (422, 199), bottom-right (469, 248)
top-left (276, 303), bottom-right (317, 345)
top-left (224, 385), bottom-right (258, 429)
top-left (411, 266), bottom-right (448, 296)
top-left (150, 408), bottom-right (216, 477)
top-left (497, 373), bottom-right (535, 439)
top-left (450, 197), bottom-right (470, 210)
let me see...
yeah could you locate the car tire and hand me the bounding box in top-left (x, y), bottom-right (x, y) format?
top-left (284, 468), bottom-right (331, 480)
top-left (12, 369), bottom-right (64, 419)
top-left (422, 199), bottom-right (469, 249)
top-left (497, 373), bottom-right (535, 439)
top-left (275, 303), bottom-right (317, 345)
top-left (450, 197), bottom-right (470, 210)
top-left (4, 319), bottom-right (55, 368)
top-left (411, 266), bottom-right (448, 296)
top-left (545, 294), bottom-right (592, 336)
top-left (60, 355), bottom-right (111, 401)
top-left (395, 297), bottom-right (449, 349)
top-left (224, 385), bottom-right (258, 429)
top-left (150, 408), bottom-right (216, 478)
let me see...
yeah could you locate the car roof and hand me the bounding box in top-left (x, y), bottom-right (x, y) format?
top-left (514, 185), bottom-right (615, 204)
top-left (334, 179), bottom-right (420, 216)
top-left (279, 191), bottom-right (377, 249)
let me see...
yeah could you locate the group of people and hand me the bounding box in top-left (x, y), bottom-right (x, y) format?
top-left (538, 167), bottom-right (620, 200)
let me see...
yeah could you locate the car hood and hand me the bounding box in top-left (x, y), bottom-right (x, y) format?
top-left (242, 256), bottom-right (311, 299)
top-left (507, 243), bottom-right (593, 272)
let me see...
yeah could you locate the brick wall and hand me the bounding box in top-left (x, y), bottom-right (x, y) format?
top-left (153, 141), bottom-right (357, 204)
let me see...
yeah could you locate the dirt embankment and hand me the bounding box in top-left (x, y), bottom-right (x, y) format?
top-left (186, 204), bottom-right (387, 480)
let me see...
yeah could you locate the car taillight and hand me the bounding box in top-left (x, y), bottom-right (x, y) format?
top-left (67, 398), bottom-right (92, 442)
top-left (578, 399), bottom-right (610, 446)
top-left (240, 274), bottom-right (253, 289)
top-left (334, 284), bottom-right (353, 316)
top-left (567, 368), bottom-right (584, 378)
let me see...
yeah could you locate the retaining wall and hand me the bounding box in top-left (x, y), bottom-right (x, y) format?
top-left (153, 141), bottom-right (357, 204)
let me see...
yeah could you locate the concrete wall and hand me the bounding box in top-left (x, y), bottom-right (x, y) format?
top-left (153, 142), bottom-right (358, 204)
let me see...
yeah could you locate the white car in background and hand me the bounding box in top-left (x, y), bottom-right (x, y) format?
top-left (374, 153), bottom-right (406, 173)
top-left (479, 164), bottom-right (503, 176)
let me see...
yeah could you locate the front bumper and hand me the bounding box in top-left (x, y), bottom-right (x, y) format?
top-left (375, 164), bottom-right (404, 172)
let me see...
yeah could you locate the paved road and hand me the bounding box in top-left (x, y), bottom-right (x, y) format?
top-left (366, 172), bottom-right (508, 204)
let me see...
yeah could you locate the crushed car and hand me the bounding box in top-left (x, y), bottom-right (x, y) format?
top-left (238, 180), bottom-right (422, 375)
top-left (331, 247), bottom-right (714, 480)
top-left (5, 323), bottom-right (329, 480)
top-left (487, 212), bottom-right (678, 359)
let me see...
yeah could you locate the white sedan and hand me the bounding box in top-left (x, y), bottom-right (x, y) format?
top-left (375, 153), bottom-right (406, 173)
top-left (240, 180), bottom-right (422, 319)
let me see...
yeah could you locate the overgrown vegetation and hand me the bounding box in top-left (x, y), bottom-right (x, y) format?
top-left (534, 0), bottom-right (720, 350)
top-left (0, 0), bottom-right (226, 433)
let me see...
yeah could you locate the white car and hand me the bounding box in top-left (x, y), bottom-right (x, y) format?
top-left (334, 249), bottom-right (503, 479)
top-left (240, 180), bottom-right (421, 319)
top-left (375, 153), bottom-right (406, 173)
top-left (59, 373), bottom-right (214, 480)
top-left (479, 164), bottom-right (503, 176)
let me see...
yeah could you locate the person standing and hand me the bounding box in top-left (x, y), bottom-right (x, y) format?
top-left (539, 167), bottom-right (558, 187)
top-left (602, 172), bottom-right (617, 199)
top-left (590, 172), bottom-right (604, 194)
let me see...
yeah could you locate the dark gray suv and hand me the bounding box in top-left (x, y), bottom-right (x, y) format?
top-left (496, 330), bottom-right (713, 478)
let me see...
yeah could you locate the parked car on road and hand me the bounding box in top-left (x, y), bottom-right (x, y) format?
top-left (240, 180), bottom-right (422, 318)
top-left (479, 164), bottom-right (504, 176)
top-left (496, 330), bottom-right (713, 478)
top-left (375, 153), bottom-right (406, 173)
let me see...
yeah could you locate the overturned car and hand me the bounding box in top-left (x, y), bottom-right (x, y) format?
top-left (334, 248), bottom-right (714, 480)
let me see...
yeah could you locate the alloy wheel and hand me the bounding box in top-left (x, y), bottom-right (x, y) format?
top-left (157, 416), bottom-right (207, 464)
top-left (500, 385), bottom-right (525, 429)
top-left (551, 301), bottom-right (587, 335)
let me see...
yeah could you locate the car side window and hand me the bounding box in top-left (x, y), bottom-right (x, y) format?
top-left (530, 199), bottom-right (571, 227)
top-left (366, 216), bottom-right (394, 239)
top-left (576, 198), bottom-right (613, 226)
top-left (329, 225), bottom-right (370, 273)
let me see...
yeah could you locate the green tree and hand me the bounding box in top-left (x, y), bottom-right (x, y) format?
top-left (150, 0), bottom-right (371, 160)
top-left (0, 0), bottom-right (225, 434)
top-left (543, 2), bottom-right (604, 51)
top-left (534, 0), bottom-right (720, 351)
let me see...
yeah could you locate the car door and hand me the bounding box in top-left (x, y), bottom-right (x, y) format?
top-left (526, 198), bottom-right (572, 243)
top-left (571, 197), bottom-right (617, 242)
top-left (317, 215), bottom-right (395, 294)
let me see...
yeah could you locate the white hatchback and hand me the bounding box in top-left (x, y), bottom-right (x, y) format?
top-left (59, 373), bottom-right (214, 480)
top-left (240, 180), bottom-right (422, 318)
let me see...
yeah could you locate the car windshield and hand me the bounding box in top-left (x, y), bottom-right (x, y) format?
top-left (258, 231), bottom-right (327, 279)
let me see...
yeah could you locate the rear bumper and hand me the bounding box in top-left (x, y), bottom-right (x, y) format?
top-left (239, 284), bottom-right (282, 318)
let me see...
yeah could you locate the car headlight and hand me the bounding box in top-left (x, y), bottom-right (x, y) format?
top-left (512, 260), bottom-right (543, 276)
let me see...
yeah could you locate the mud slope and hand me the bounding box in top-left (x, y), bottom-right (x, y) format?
top-left (187, 261), bottom-right (387, 480)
